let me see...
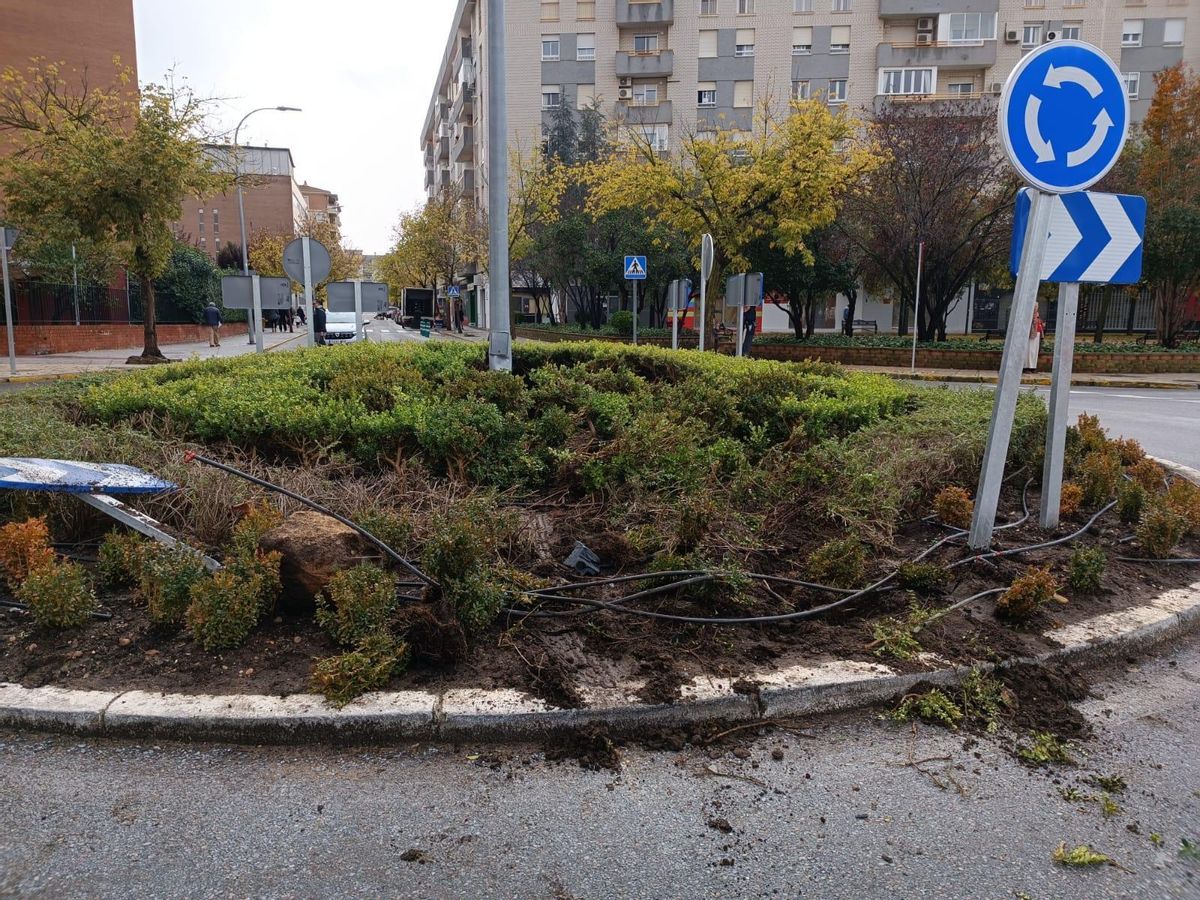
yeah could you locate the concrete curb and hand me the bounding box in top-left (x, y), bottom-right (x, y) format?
top-left (3, 580), bottom-right (1197, 746)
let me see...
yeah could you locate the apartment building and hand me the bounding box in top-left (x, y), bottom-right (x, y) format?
top-left (421, 0), bottom-right (1198, 325)
top-left (300, 183), bottom-right (343, 229)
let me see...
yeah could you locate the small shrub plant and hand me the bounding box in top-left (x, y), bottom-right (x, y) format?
top-left (97, 530), bottom-right (152, 588)
top-left (896, 562), bottom-right (949, 594)
top-left (1078, 451), bottom-right (1122, 506)
top-left (1116, 480), bottom-right (1147, 524)
top-left (1067, 547), bottom-right (1106, 595)
top-left (311, 633), bottom-right (409, 707)
top-left (1136, 502), bottom-right (1186, 559)
top-left (1164, 478), bottom-right (1200, 535)
top-left (806, 536), bottom-right (866, 589)
top-left (996, 566), bottom-right (1060, 622)
top-left (139, 545), bottom-right (208, 628)
top-left (16, 560), bottom-right (97, 629)
top-left (185, 569), bottom-right (264, 652)
top-left (0, 517), bottom-right (54, 587)
top-left (1058, 482), bottom-right (1084, 518)
top-left (316, 563), bottom-right (400, 646)
top-left (1127, 457), bottom-right (1167, 492)
top-left (933, 486), bottom-right (974, 529)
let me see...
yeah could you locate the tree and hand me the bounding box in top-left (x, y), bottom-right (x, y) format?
top-left (747, 228), bottom-right (856, 339)
top-left (838, 100), bottom-right (1016, 341)
top-left (215, 241), bottom-right (243, 271)
top-left (1124, 65), bottom-right (1200, 347)
top-left (0, 62), bottom-right (230, 360)
top-left (154, 241), bottom-right (221, 322)
top-left (588, 99), bottom-right (878, 343)
top-left (247, 212), bottom-right (359, 301)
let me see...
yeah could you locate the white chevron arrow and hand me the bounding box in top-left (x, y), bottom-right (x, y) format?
top-left (1080, 194), bottom-right (1141, 282)
top-left (1040, 195), bottom-right (1081, 278)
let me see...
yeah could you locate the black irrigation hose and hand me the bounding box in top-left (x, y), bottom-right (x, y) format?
top-left (945, 499), bottom-right (1118, 572)
top-left (0, 598), bottom-right (113, 620)
top-left (184, 451), bottom-right (438, 589)
top-left (1116, 556), bottom-right (1200, 565)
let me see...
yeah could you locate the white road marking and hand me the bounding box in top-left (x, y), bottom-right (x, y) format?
top-left (1066, 390), bottom-right (1200, 404)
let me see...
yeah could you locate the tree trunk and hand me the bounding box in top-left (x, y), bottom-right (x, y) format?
top-left (843, 289), bottom-right (857, 337)
top-left (140, 273), bottom-right (163, 359)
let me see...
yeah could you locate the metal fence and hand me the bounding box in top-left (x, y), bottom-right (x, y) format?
top-left (973, 284), bottom-right (1158, 335)
top-left (1, 280), bottom-right (204, 326)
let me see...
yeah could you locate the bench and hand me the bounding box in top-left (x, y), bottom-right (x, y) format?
top-left (852, 319), bottom-right (878, 335)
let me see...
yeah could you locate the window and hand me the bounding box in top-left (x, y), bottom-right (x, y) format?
top-left (541, 37), bottom-right (560, 60)
top-left (1121, 20), bottom-right (1142, 46)
top-left (541, 1), bottom-right (559, 21)
top-left (948, 81), bottom-right (974, 96)
top-left (794, 0), bottom-right (812, 10)
top-left (1024, 0), bottom-right (1045, 9)
top-left (831, 0), bottom-right (850, 11)
top-left (699, 30), bottom-right (718, 58)
top-left (737, 0), bottom-right (754, 12)
top-left (828, 79), bottom-right (847, 103)
top-left (881, 67), bottom-right (934, 95)
top-left (697, 82), bottom-right (717, 106)
top-left (1123, 72), bottom-right (1140, 99)
top-left (948, 13), bottom-right (996, 44)
top-left (1064, 0), bottom-right (1084, 6)
top-left (735, 28), bottom-right (755, 56)
top-left (1060, 23), bottom-right (1081, 40)
top-left (1022, 24), bottom-right (1042, 46)
top-left (636, 124), bottom-right (669, 151)
top-left (634, 33), bottom-right (659, 53)
top-left (830, 25), bottom-right (850, 52)
top-left (576, 33), bottom-right (595, 60)
top-left (733, 80), bottom-right (754, 107)
top-left (632, 83), bottom-right (658, 105)
top-left (793, 26), bottom-right (812, 53)
top-left (198, 221), bottom-right (205, 234)
top-left (577, 0), bottom-right (595, 18)
top-left (577, 83), bottom-right (596, 109)
top-left (792, 79), bottom-right (811, 100)
top-left (699, 0), bottom-right (717, 14)
top-left (542, 85), bottom-right (562, 108)
top-left (1164, 19), bottom-right (1185, 46)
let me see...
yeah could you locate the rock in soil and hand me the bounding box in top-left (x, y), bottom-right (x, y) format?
top-left (258, 510), bottom-right (367, 613)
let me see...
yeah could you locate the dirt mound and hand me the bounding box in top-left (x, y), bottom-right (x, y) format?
top-left (999, 661), bottom-right (1092, 739)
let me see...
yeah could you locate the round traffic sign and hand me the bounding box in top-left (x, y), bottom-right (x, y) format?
top-left (998, 40), bottom-right (1129, 194)
top-left (282, 237), bottom-right (332, 284)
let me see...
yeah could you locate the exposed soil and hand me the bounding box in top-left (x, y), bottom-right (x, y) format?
top-left (2, 486), bottom-right (1198, 707)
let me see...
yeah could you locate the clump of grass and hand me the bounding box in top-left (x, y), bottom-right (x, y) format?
top-left (1116, 480), bottom-right (1147, 524)
top-left (896, 562), bottom-right (950, 594)
top-left (1068, 547), bottom-right (1106, 595)
top-left (311, 633), bottom-right (409, 707)
top-left (1099, 794), bottom-right (1121, 818)
top-left (806, 536), bottom-right (866, 589)
top-left (97, 530), bottom-right (152, 588)
top-left (959, 669), bottom-right (1011, 734)
top-left (996, 566), bottom-right (1062, 622)
top-left (1136, 501), bottom-right (1186, 559)
top-left (16, 559), bottom-right (97, 629)
top-left (1089, 774), bottom-right (1126, 794)
top-left (1017, 731), bottom-right (1074, 766)
top-left (891, 687), bottom-right (963, 729)
top-left (139, 545), bottom-right (208, 628)
top-left (1059, 786), bottom-right (1092, 803)
top-left (1052, 843), bottom-right (1110, 867)
top-left (933, 486), bottom-right (974, 529)
top-left (316, 563), bottom-right (400, 646)
top-left (871, 599), bottom-right (933, 661)
top-left (0, 516), bottom-right (55, 587)
top-left (1059, 482), bottom-right (1084, 518)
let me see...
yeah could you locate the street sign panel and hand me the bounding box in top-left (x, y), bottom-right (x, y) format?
top-left (745, 272), bottom-right (764, 307)
top-left (447, 285), bottom-right (461, 298)
top-left (726, 274), bottom-right (746, 307)
top-left (1010, 188), bottom-right (1145, 284)
top-left (327, 281), bottom-right (389, 313)
top-left (701, 234), bottom-right (714, 281)
top-left (282, 237), bottom-right (332, 284)
top-left (999, 40), bottom-right (1129, 194)
top-left (624, 255), bottom-right (647, 280)
top-left (220, 276), bottom-right (292, 310)
top-left (0, 458), bottom-right (176, 495)
top-left (2, 227), bottom-right (17, 252)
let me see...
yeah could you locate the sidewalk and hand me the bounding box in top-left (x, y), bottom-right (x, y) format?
top-left (0, 330), bottom-right (306, 384)
top-left (855, 365), bottom-right (1200, 391)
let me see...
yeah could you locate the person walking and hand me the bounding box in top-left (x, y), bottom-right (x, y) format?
top-left (203, 301), bottom-right (222, 348)
top-left (742, 305), bottom-right (757, 357)
top-left (296, 304), bottom-right (307, 328)
top-left (841, 304), bottom-right (852, 337)
top-left (313, 301), bottom-right (328, 346)
top-left (1026, 305), bottom-right (1045, 371)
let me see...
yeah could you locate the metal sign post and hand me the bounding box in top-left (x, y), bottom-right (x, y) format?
top-left (302, 238), bottom-right (315, 347)
top-left (970, 39), bottom-right (1134, 548)
top-left (284, 237), bottom-right (330, 349)
top-left (1, 227), bottom-right (17, 376)
top-left (911, 241), bottom-right (925, 372)
top-left (251, 274), bottom-right (264, 353)
top-left (727, 273), bottom-right (746, 358)
top-left (699, 234), bottom-right (714, 351)
top-left (624, 255), bottom-right (647, 346)
top-left (486, 0), bottom-right (513, 372)
top-left (354, 279), bottom-right (363, 341)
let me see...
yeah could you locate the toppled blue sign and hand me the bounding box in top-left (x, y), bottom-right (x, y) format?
top-left (0, 458), bottom-right (176, 495)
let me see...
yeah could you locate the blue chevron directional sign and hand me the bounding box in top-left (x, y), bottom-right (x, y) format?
top-left (1010, 188), bottom-right (1145, 284)
top-left (999, 40), bottom-right (1129, 194)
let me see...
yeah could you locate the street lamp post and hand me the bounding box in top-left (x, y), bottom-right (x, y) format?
top-left (233, 105), bottom-right (301, 343)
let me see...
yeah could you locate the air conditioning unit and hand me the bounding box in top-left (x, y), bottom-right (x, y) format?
top-left (1004, 29), bottom-right (1020, 43)
top-left (1045, 31), bottom-right (1057, 41)
top-left (619, 76), bottom-right (633, 87)
top-left (990, 81), bottom-right (1003, 94)
top-left (618, 87), bottom-right (634, 100)
top-left (916, 33), bottom-right (934, 45)
top-left (916, 17), bottom-right (935, 32)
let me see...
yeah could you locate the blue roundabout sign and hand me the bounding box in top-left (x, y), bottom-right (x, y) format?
top-left (999, 40), bottom-right (1129, 194)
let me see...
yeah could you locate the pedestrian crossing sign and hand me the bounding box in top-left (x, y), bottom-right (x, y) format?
top-left (624, 256), bottom-right (647, 280)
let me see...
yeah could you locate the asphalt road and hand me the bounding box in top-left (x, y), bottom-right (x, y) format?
top-left (363, 318), bottom-right (425, 344)
top-left (2, 638), bottom-right (1198, 898)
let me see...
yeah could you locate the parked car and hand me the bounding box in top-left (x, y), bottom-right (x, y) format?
top-left (323, 311), bottom-right (364, 343)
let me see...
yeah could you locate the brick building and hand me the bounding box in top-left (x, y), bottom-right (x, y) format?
top-left (0, 0), bottom-right (137, 87)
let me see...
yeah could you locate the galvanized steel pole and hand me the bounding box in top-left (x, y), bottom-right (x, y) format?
top-left (1040, 281), bottom-right (1080, 528)
top-left (486, 0), bottom-right (512, 372)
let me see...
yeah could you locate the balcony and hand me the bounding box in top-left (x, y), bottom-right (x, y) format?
top-left (424, 167), bottom-right (434, 189)
top-left (619, 99), bottom-right (673, 125)
top-left (436, 135), bottom-right (450, 161)
top-left (451, 86), bottom-right (474, 122)
top-left (616, 0), bottom-right (673, 27)
top-left (873, 92), bottom-right (998, 114)
top-left (455, 169), bottom-right (476, 197)
top-left (878, 0), bottom-right (999, 16)
top-left (876, 40), bottom-right (997, 68)
top-left (451, 126), bottom-right (474, 163)
top-left (616, 50), bottom-right (674, 78)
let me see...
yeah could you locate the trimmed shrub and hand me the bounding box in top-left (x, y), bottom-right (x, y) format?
top-left (933, 486), bottom-right (974, 529)
top-left (17, 560), bottom-right (97, 629)
top-left (1059, 482), bottom-right (1084, 518)
top-left (311, 633), bottom-right (409, 707)
top-left (1112, 437), bottom-right (1145, 467)
top-left (1068, 547), bottom-right (1106, 595)
top-left (97, 530), bottom-right (152, 588)
top-left (139, 545), bottom-right (208, 627)
top-left (185, 570), bottom-right (264, 651)
top-left (996, 566), bottom-right (1060, 622)
top-left (1073, 413), bottom-right (1109, 456)
top-left (1164, 478), bottom-right (1200, 535)
top-left (1078, 451), bottom-right (1122, 506)
top-left (806, 537), bottom-right (866, 588)
top-left (895, 562), bottom-right (949, 594)
top-left (316, 563), bottom-right (399, 646)
top-left (226, 547), bottom-right (283, 615)
top-left (230, 502), bottom-right (283, 555)
top-left (1136, 502), bottom-right (1186, 560)
top-left (608, 310), bottom-right (634, 336)
top-left (1127, 458), bottom-right (1167, 493)
top-left (1116, 480), bottom-right (1147, 524)
top-left (421, 500), bottom-right (513, 636)
top-left (0, 517), bottom-right (55, 587)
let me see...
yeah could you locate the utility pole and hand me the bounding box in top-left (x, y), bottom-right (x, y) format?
top-left (486, 0), bottom-right (512, 372)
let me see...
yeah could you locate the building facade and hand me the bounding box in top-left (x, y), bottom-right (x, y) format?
top-left (422, 0), bottom-right (1199, 327)
top-left (0, 0), bottom-right (137, 86)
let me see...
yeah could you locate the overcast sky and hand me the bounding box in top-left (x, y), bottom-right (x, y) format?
top-left (133, 0), bottom-right (456, 254)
